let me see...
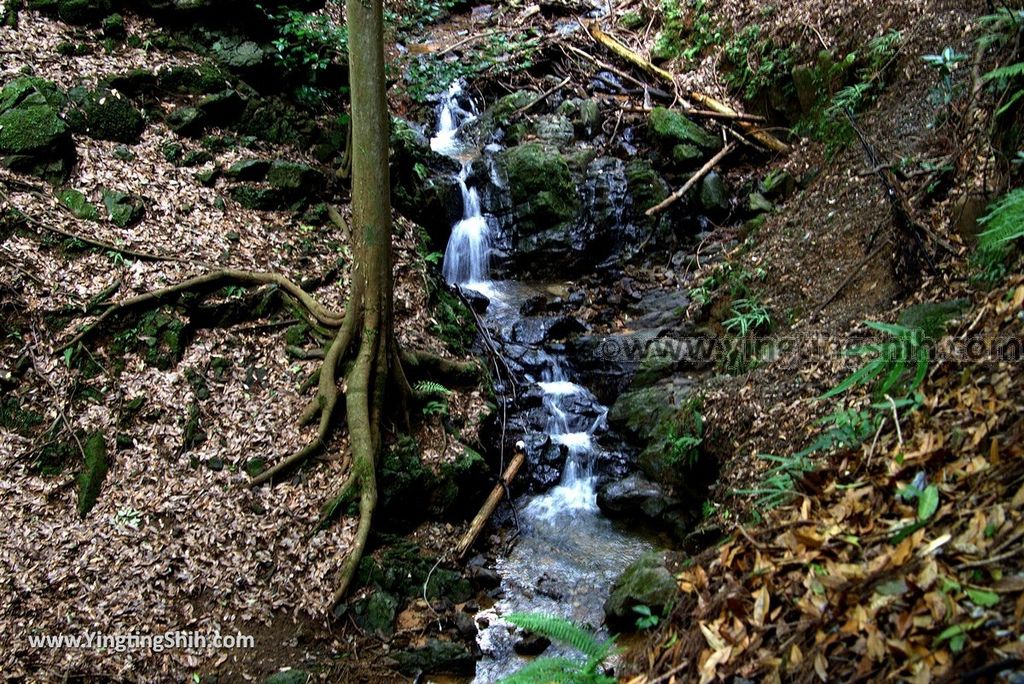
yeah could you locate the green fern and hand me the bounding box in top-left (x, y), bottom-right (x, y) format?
top-left (978, 8), bottom-right (1024, 50)
top-left (820, 322), bottom-right (928, 400)
top-left (500, 613), bottom-right (617, 684)
top-left (978, 187), bottom-right (1024, 248)
top-left (413, 380), bottom-right (452, 398)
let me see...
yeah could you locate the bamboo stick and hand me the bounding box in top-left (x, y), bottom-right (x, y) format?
top-left (646, 143), bottom-right (734, 216)
top-left (455, 451), bottom-right (526, 559)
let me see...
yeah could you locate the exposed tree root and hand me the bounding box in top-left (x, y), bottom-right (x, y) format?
top-left (61, 269), bottom-right (345, 352)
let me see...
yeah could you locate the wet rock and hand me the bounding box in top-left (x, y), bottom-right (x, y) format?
top-left (0, 77), bottom-right (75, 183)
top-left (513, 632), bottom-right (552, 656)
top-left (466, 561), bottom-right (501, 591)
top-left (390, 117), bottom-right (463, 245)
top-left (101, 189), bottom-right (145, 227)
top-left (700, 171), bottom-right (729, 212)
top-left (66, 87), bottom-right (145, 143)
top-left (604, 552), bottom-right (676, 631)
top-left (394, 639), bottom-right (478, 676)
top-left (648, 106), bottom-right (720, 151)
top-left (533, 114), bottom-right (574, 146)
top-left (497, 142), bottom-right (579, 236)
top-left (454, 611), bottom-right (478, 640)
top-left (598, 474), bottom-right (670, 518)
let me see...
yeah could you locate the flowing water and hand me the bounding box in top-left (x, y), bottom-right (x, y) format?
top-left (430, 82), bottom-right (652, 683)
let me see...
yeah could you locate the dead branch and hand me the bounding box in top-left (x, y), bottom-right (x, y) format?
top-left (646, 143), bottom-right (734, 216)
top-left (514, 76), bottom-right (572, 116)
top-left (584, 22), bottom-right (790, 153)
top-left (455, 450), bottom-right (525, 559)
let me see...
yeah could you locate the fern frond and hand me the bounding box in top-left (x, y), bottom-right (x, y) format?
top-left (978, 187), bottom-right (1024, 249)
top-left (498, 657), bottom-right (615, 684)
top-left (504, 613), bottom-right (613, 662)
top-left (983, 61), bottom-right (1024, 84)
top-left (413, 380), bottom-right (452, 397)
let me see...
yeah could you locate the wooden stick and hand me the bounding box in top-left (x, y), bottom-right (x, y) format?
top-left (585, 22), bottom-right (790, 153)
top-left (515, 76), bottom-right (572, 116)
top-left (455, 451), bottom-right (525, 559)
top-left (646, 143), bottom-right (734, 216)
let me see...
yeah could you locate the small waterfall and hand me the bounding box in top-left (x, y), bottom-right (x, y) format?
top-left (430, 82), bottom-right (492, 286)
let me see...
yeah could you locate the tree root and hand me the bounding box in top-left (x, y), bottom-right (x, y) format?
top-left (61, 269), bottom-right (345, 351)
top-left (400, 349), bottom-right (481, 388)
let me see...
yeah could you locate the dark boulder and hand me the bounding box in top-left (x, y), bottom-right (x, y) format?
top-left (66, 87), bottom-right (145, 143)
top-left (0, 78), bottom-right (75, 183)
top-left (604, 552), bottom-right (677, 631)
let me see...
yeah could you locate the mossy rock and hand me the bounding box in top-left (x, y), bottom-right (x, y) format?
top-left (604, 552), bottom-right (676, 631)
top-left (103, 69), bottom-right (158, 97)
top-left (155, 64), bottom-right (229, 95)
top-left (0, 396), bottom-right (44, 436)
top-left (649, 106), bottom-right (720, 151)
top-left (672, 143), bottom-right (703, 165)
top-left (497, 142), bottom-right (579, 234)
top-left (101, 189), bottom-right (145, 227)
top-left (116, 308), bottom-right (189, 370)
top-left (58, 188), bottom-right (99, 220)
top-left (263, 671), bottom-right (310, 684)
top-left (161, 141), bottom-right (183, 163)
top-left (56, 41), bottom-right (92, 56)
top-left (228, 184), bottom-right (294, 211)
top-left (101, 12), bottom-right (125, 37)
top-left (67, 87), bottom-right (145, 143)
top-left (351, 590), bottom-right (399, 636)
top-left (0, 77), bottom-right (66, 112)
top-left (196, 89), bottom-right (244, 126)
top-left (625, 160), bottom-right (669, 215)
top-left (237, 97), bottom-right (312, 146)
top-left (165, 106), bottom-right (205, 137)
top-left (179, 149), bottom-right (214, 167)
top-left (266, 160), bottom-right (324, 192)
top-left (431, 446), bottom-right (491, 519)
top-left (224, 158), bottom-right (270, 181)
top-left (57, 0), bottom-right (112, 25)
top-left (211, 35), bottom-right (268, 71)
top-left (533, 114), bottom-right (574, 146)
top-left (394, 639), bottom-right (477, 676)
top-left (0, 82), bottom-right (75, 183)
top-left (490, 90), bottom-right (535, 127)
top-left (699, 171), bottom-right (728, 211)
top-left (77, 432), bottom-right (108, 518)
top-left (193, 167), bottom-right (219, 186)
top-left (748, 191), bottom-right (773, 213)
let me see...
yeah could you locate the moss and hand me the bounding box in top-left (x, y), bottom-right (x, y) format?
top-left (57, 188), bottom-right (97, 220)
top-left (0, 77), bottom-right (66, 112)
top-left (228, 184), bottom-right (294, 211)
top-left (101, 189), bottom-right (144, 227)
top-left (0, 101), bottom-right (68, 153)
top-left (77, 432), bottom-right (108, 518)
top-left (165, 106), bottom-right (205, 137)
top-left (625, 160), bottom-right (669, 214)
top-left (429, 286), bottom-right (475, 355)
top-left (499, 143), bottom-right (579, 232)
top-left (225, 158), bottom-right (270, 181)
top-left (649, 106), bottom-right (720, 150)
top-left (266, 160), bottom-right (324, 192)
top-left (604, 552), bottom-right (676, 630)
top-left (73, 88), bottom-right (145, 143)
top-left (899, 299), bottom-right (970, 342)
top-left (156, 63), bottom-right (229, 95)
top-left (0, 396), bottom-right (44, 435)
top-left (101, 12), bottom-right (124, 38)
top-left (57, 0), bottom-right (111, 25)
top-left (180, 149), bottom-right (214, 167)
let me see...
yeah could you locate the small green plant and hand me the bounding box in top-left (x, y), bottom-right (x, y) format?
top-left (114, 506), bottom-right (142, 530)
top-left (632, 604), bottom-right (660, 630)
top-left (500, 612), bottom-right (617, 684)
top-left (722, 25), bottom-right (793, 101)
top-left (421, 399), bottom-right (449, 417)
top-left (414, 380), bottom-right (451, 398)
top-left (724, 298), bottom-right (772, 336)
top-left (922, 47), bottom-right (968, 107)
top-left (266, 7), bottom-right (348, 76)
top-left (971, 188), bottom-right (1024, 285)
top-left (735, 451), bottom-right (815, 509)
top-left (404, 32), bottom-right (539, 103)
top-left (821, 322), bottom-right (929, 401)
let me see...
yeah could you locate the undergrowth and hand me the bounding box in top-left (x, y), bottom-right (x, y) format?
top-left (500, 612), bottom-right (616, 684)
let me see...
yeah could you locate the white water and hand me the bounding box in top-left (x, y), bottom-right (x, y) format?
top-left (430, 82), bottom-right (492, 287)
top-left (430, 82), bottom-right (650, 683)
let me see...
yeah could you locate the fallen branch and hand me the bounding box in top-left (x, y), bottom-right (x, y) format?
top-left (816, 238), bottom-right (892, 312)
top-left (585, 22), bottom-right (790, 153)
top-left (455, 450), bottom-right (525, 560)
top-left (646, 143), bottom-right (734, 216)
top-left (515, 76), bottom-right (572, 116)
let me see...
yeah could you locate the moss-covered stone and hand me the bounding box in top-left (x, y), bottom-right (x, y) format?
top-left (68, 88), bottom-right (145, 143)
top-left (394, 639), bottom-right (477, 677)
top-left (497, 142), bottom-right (579, 234)
top-left (161, 141), bottom-right (183, 163)
top-left (0, 396), bottom-right (44, 435)
top-left (603, 552), bottom-right (676, 630)
top-left (77, 432), bottom-right (108, 518)
top-left (101, 189), bottom-right (145, 227)
top-left (156, 63), bottom-right (229, 95)
top-left (266, 160), bottom-right (324, 192)
top-left (625, 160), bottom-right (670, 215)
top-left (180, 149), bottom-right (214, 167)
top-left (352, 590), bottom-right (399, 636)
top-left (58, 188), bottom-right (99, 220)
top-left (103, 69), bottom-right (158, 97)
top-left (649, 106), bottom-right (720, 150)
top-left (228, 184), bottom-right (293, 211)
top-left (193, 167), bottom-right (219, 186)
top-left (165, 106), bottom-right (205, 137)
top-left (57, 0), bottom-right (112, 25)
top-left (0, 81), bottom-right (75, 183)
top-left (224, 158), bottom-right (270, 181)
top-left (101, 12), bottom-right (124, 38)
top-left (196, 89), bottom-right (244, 126)
top-left (212, 35), bottom-right (268, 71)
top-left (699, 171), bottom-right (728, 211)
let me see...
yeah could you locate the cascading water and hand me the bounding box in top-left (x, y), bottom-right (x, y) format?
top-left (429, 81), bottom-right (651, 683)
top-left (432, 82), bottom-right (492, 287)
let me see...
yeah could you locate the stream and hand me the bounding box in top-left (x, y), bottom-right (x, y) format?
top-left (429, 82), bottom-right (654, 683)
